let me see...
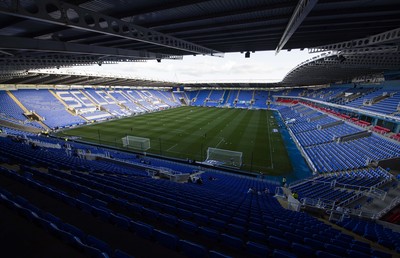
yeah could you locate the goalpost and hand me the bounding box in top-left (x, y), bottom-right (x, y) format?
top-left (121, 135), bottom-right (150, 151)
top-left (205, 147), bottom-right (242, 168)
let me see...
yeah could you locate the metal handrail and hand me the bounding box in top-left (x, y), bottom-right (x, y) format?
top-left (376, 196), bottom-right (400, 219)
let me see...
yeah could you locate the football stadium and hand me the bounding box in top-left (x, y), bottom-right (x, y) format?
top-left (0, 1), bottom-right (400, 258)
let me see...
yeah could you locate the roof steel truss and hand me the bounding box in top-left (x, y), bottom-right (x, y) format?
top-left (0, 0), bottom-right (221, 56)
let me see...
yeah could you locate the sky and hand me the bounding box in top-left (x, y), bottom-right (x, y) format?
top-left (52, 49), bottom-right (318, 83)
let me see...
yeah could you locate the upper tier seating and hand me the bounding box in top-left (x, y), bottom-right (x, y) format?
top-left (191, 90), bottom-right (210, 106)
top-left (235, 91), bottom-right (253, 108)
top-left (279, 104), bottom-right (400, 173)
top-left (253, 90), bottom-right (269, 108)
top-left (0, 91), bottom-right (28, 121)
top-left (2, 89), bottom-right (182, 128)
top-left (206, 90), bottom-right (224, 107)
top-left (12, 90), bottom-right (85, 128)
top-left (362, 91), bottom-right (400, 115)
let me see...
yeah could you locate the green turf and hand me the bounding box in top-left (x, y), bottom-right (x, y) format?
top-left (59, 106), bottom-right (292, 175)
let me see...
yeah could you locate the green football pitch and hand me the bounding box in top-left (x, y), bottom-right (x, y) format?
top-left (59, 106), bottom-right (292, 175)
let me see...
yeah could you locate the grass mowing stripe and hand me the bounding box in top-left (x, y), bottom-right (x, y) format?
top-left (205, 108), bottom-right (248, 152)
top-left (59, 106), bottom-right (292, 175)
top-left (235, 110), bottom-right (263, 171)
top-left (147, 107), bottom-right (227, 158)
top-left (167, 108), bottom-right (240, 159)
top-left (255, 110), bottom-right (271, 169)
top-left (266, 110), bottom-right (273, 169)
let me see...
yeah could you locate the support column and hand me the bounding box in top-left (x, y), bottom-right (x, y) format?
top-left (394, 123), bottom-right (400, 134)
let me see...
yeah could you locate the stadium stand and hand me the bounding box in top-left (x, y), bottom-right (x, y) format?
top-left (0, 130), bottom-right (396, 258)
top-left (278, 104), bottom-right (400, 173)
top-left (235, 90), bottom-right (253, 108)
top-left (225, 90), bottom-right (239, 108)
top-left (290, 167), bottom-right (391, 206)
top-left (0, 91), bottom-right (30, 121)
top-left (337, 218), bottom-right (400, 253)
top-left (11, 90), bottom-right (85, 129)
top-left (0, 91), bottom-right (43, 130)
top-left (0, 87), bottom-right (399, 258)
top-left (1, 89), bottom-right (182, 130)
top-left (253, 90), bottom-right (269, 109)
top-left (1, 22), bottom-right (400, 258)
top-left (190, 90), bottom-right (210, 106)
top-left (206, 90), bottom-right (224, 107)
top-left (1, 0), bottom-right (400, 257)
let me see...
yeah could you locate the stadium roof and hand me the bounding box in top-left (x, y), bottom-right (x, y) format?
top-left (0, 0), bottom-right (400, 86)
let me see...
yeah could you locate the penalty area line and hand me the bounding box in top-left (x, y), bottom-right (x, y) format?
top-left (166, 143), bottom-right (178, 152)
top-left (215, 138), bottom-right (225, 148)
top-left (266, 114), bottom-right (274, 169)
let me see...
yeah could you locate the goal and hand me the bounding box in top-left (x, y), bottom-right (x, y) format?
top-left (121, 135), bottom-right (150, 151)
top-left (205, 147), bottom-right (242, 168)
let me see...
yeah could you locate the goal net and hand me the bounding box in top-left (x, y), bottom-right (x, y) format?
top-left (121, 135), bottom-right (150, 151)
top-left (205, 147), bottom-right (242, 168)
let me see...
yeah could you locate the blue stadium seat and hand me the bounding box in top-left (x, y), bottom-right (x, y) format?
top-left (272, 249), bottom-right (297, 258)
top-left (324, 243), bottom-right (347, 256)
top-left (231, 217), bottom-right (247, 227)
top-left (350, 243), bottom-right (371, 254)
top-left (158, 213), bottom-right (178, 227)
top-left (91, 206), bottom-right (111, 221)
top-left (42, 212), bottom-right (62, 226)
top-left (248, 221), bottom-right (264, 231)
top-left (304, 238), bottom-right (324, 250)
top-left (127, 203), bottom-right (143, 214)
top-left (77, 193), bottom-right (92, 203)
top-left (330, 238), bottom-right (351, 249)
top-left (154, 229), bottom-right (179, 250)
top-left (247, 230), bottom-right (266, 243)
top-left (193, 212), bottom-right (209, 225)
top-left (377, 239), bottom-right (395, 249)
top-left (14, 195), bottom-right (28, 206)
top-left (315, 250), bottom-right (341, 258)
top-left (114, 249), bottom-right (135, 258)
top-left (86, 235), bottom-right (112, 256)
top-left (130, 221), bottom-right (154, 240)
top-left (141, 207), bottom-right (159, 220)
top-left (284, 232), bottom-right (304, 244)
top-left (198, 226), bottom-right (219, 242)
top-left (209, 218), bottom-right (226, 231)
top-left (179, 239), bottom-right (207, 258)
top-left (1, 100), bottom-right (399, 258)
top-left (84, 245), bottom-right (107, 258)
top-left (209, 250), bottom-right (232, 258)
top-left (268, 236), bottom-right (291, 250)
top-left (371, 249), bottom-right (393, 258)
top-left (290, 242), bottom-right (315, 258)
top-left (92, 198), bottom-right (107, 208)
top-left (268, 227), bottom-right (284, 238)
top-left (111, 214), bottom-right (131, 230)
top-left (178, 219), bottom-right (198, 233)
top-left (246, 241), bottom-right (271, 257)
top-left (346, 250), bottom-right (370, 258)
top-left (176, 208), bottom-right (193, 220)
top-left (220, 233), bottom-right (244, 250)
top-left (227, 223), bottom-right (246, 237)
top-left (62, 223), bottom-right (86, 241)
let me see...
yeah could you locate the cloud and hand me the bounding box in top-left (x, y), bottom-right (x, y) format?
top-left (51, 50), bottom-right (316, 82)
